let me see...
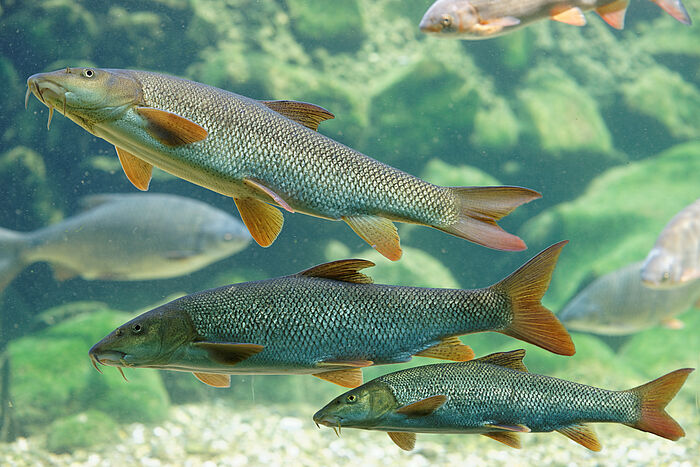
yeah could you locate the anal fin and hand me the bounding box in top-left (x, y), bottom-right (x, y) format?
top-left (193, 372), bottom-right (231, 388)
top-left (234, 197), bottom-right (284, 247)
top-left (482, 432), bottom-right (521, 448)
top-left (387, 432), bottom-right (416, 451)
top-left (550, 6), bottom-right (587, 26)
top-left (313, 368), bottom-right (364, 388)
top-left (414, 336), bottom-right (474, 361)
top-left (595, 0), bottom-right (629, 29)
top-left (342, 215), bottom-right (401, 261)
top-left (557, 423), bottom-right (601, 451)
top-left (115, 146), bottom-right (153, 191)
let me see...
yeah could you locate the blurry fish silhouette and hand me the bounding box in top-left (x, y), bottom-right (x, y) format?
top-left (26, 67), bottom-right (542, 261)
top-left (559, 262), bottom-right (700, 335)
top-left (88, 242), bottom-right (574, 390)
top-left (419, 0), bottom-right (691, 39)
top-left (641, 198), bottom-right (700, 289)
top-left (0, 193), bottom-right (250, 291)
top-left (314, 349), bottom-right (693, 451)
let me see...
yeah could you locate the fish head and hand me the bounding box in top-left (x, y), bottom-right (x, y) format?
top-left (641, 248), bottom-right (684, 289)
top-left (313, 381), bottom-right (396, 429)
top-left (89, 300), bottom-right (197, 371)
top-left (419, 0), bottom-right (479, 36)
top-left (27, 67), bottom-right (142, 132)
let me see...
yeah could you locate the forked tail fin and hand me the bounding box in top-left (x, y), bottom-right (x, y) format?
top-left (626, 368), bottom-right (693, 440)
top-left (0, 227), bottom-right (27, 293)
top-left (438, 186), bottom-right (541, 251)
top-left (650, 0), bottom-right (691, 25)
top-left (493, 240), bottom-right (575, 356)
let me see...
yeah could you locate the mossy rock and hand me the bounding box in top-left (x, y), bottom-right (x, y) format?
top-left (517, 64), bottom-right (612, 155)
top-left (421, 159), bottom-right (502, 187)
top-left (520, 142), bottom-right (700, 309)
top-left (46, 410), bottom-right (119, 453)
top-left (286, 0), bottom-right (364, 50)
top-left (471, 97), bottom-right (520, 150)
top-left (7, 304), bottom-right (170, 432)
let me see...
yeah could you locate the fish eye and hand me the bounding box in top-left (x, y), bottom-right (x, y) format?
top-left (132, 323), bottom-right (143, 333)
top-left (346, 394), bottom-right (357, 403)
top-left (83, 69), bottom-right (95, 78)
top-left (440, 15), bottom-right (452, 27)
top-left (224, 233), bottom-right (234, 241)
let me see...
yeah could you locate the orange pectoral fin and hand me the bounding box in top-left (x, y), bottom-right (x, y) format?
top-left (550, 7), bottom-right (587, 26)
top-left (595, 0), bottom-right (629, 29)
top-left (136, 107), bottom-right (208, 146)
top-left (115, 146), bottom-right (153, 191)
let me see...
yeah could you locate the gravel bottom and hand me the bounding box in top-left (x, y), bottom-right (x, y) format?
top-left (1, 400), bottom-right (697, 466)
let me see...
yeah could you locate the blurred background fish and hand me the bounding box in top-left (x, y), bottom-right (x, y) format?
top-left (0, 193), bottom-right (250, 291)
top-left (641, 198), bottom-right (700, 289)
top-left (558, 261), bottom-right (700, 335)
top-left (419, 0), bottom-right (691, 39)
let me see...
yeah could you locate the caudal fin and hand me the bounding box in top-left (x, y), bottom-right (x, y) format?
top-left (438, 186), bottom-right (541, 251)
top-left (493, 240), bottom-right (576, 356)
top-left (650, 0), bottom-right (692, 25)
top-left (0, 227), bottom-right (27, 293)
top-left (627, 368), bottom-right (693, 440)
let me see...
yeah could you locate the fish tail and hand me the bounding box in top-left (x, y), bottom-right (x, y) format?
top-left (437, 186), bottom-right (541, 251)
top-left (494, 240), bottom-right (576, 356)
top-left (0, 227), bottom-right (27, 292)
top-left (626, 368), bottom-right (693, 440)
top-left (650, 0), bottom-right (692, 25)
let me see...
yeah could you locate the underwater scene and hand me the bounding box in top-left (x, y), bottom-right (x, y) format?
top-left (1, 0), bottom-right (699, 465)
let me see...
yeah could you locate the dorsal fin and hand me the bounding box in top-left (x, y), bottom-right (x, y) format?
top-left (474, 349), bottom-right (528, 372)
top-left (297, 259), bottom-right (375, 284)
top-left (260, 100), bottom-right (335, 131)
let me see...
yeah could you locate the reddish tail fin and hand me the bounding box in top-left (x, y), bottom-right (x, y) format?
top-left (627, 368), bottom-right (693, 440)
top-left (494, 241), bottom-right (576, 356)
top-left (650, 0), bottom-right (691, 25)
top-left (438, 186), bottom-right (541, 251)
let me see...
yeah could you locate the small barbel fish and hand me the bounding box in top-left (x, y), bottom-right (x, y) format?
top-left (89, 242), bottom-right (574, 389)
top-left (26, 67), bottom-right (542, 261)
top-left (419, 0), bottom-right (691, 39)
top-left (313, 349), bottom-right (693, 451)
top-left (0, 193), bottom-right (250, 291)
top-left (641, 198), bottom-right (700, 289)
top-left (559, 262), bottom-right (700, 335)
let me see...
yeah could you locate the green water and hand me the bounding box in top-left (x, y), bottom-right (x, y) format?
top-left (0, 0), bottom-right (698, 465)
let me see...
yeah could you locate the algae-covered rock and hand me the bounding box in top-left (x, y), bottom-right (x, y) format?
top-left (355, 246), bottom-right (460, 289)
top-left (520, 142), bottom-right (700, 310)
top-left (517, 64), bottom-right (612, 155)
top-left (421, 159), bottom-right (501, 188)
top-left (7, 304), bottom-right (169, 432)
top-left (286, 0), bottom-right (364, 50)
top-left (621, 65), bottom-right (700, 140)
top-left (46, 410), bottom-right (119, 453)
top-left (470, 97), bottom-right (520, 150)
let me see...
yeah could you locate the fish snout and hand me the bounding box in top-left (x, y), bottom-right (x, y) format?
top-left (419, 17), bottom-right (441, 33)
top-left (88, 345), bottom-right (126, 368)
top-left (312, 413), bottom-right (340, 428)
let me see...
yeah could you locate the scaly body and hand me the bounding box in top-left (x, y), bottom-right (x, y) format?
top-left (314, 350), bottom-right (693, 451)
top-left (27, 67), bottom-right (541, 260)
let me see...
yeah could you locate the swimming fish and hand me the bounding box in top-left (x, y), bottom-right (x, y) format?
top-left (26, 67), bottom-right (542, 261)
top-left (559, 262), bottom-right (700, 335)
top-left (641, 198), bottom-right (700, 289)
top-left (419, 0), bottom-right (691, 39)
top-left (0, 193), bottom-right (250, 291)
top-left (313, 349), bottom-right (693, 451)
top-left (89, 241), bottom-right (574, 389)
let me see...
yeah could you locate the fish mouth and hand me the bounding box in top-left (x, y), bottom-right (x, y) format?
top-left (26, 74), bottom-right (68, 130)
top-left (89, 348), bottom-right (130, 381)
top-left (418, 18), bottom-right (441, 33)
top-left (312, 414), bottom-right (343, 436)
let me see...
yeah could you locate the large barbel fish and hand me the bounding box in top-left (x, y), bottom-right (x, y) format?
top-left (313, 349), bottom-right (693, 451)
top-left (26, 67), bottom-right (541, 261)
top-left (89, 242), bottom-right (574, 389)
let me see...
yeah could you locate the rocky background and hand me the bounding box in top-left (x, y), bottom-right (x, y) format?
top-left (0, 0), bottom-right (698, 463)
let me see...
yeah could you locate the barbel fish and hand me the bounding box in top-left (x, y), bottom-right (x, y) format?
top-left (89, 241), bottom-right (574, 389)
top-left (419, 0), bottom-right (691, 39)
top-left (0, 193), bottom-right (250, 291)
top-left (641, 198), bottom-right (700, 289)
top-left (26, 67), bottom-right (541, 261)
top-left (313, 349), bottom-right (693, 451)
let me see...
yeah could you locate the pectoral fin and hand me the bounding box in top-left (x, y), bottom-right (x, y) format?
top-left (243, 178), bottom-right (295, 213)
top-left (482, 432), bottom-right (522, 448)
top-left (396, 395), bottom-right (448, 417)
top-left (595, 0), bottom-right (629, 29)
top-left (387, 432), bottom-right (416, 451)
top-left (233, 197), bottom-right (284, 247)
top-left (414, 336), bottom-right (474, 361)
top-left (550, 7), bottom-right (587, 26)
top-left (259, 100), bottom-right (335, 131)
top-left (193, 342), bottom-right (264, 365)
top-left (557, 423), bottom-right (601, 451)
top-left (193, 372), bottom-right (231, 388)
top-left (136, 107), bottom-right (208, 146)
top-left (313, 368), bottom-right (364, 388)
top-left (297, 259), bottom-right (375, 284)
top-left (115, 146), bottom-right (153, 191)
top-left (342, 215), bottom-right (401, 261)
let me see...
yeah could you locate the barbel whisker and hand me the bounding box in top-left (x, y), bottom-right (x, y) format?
top-left (117, 366), bottom-right (128, 382)
top-left (47, 106), bottom-right (54, 130)
top-left (25, 86), bottom-right (31, 109)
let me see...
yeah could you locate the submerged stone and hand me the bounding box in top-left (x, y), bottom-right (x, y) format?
top-left (46, 410), bottom-right (119, 453)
